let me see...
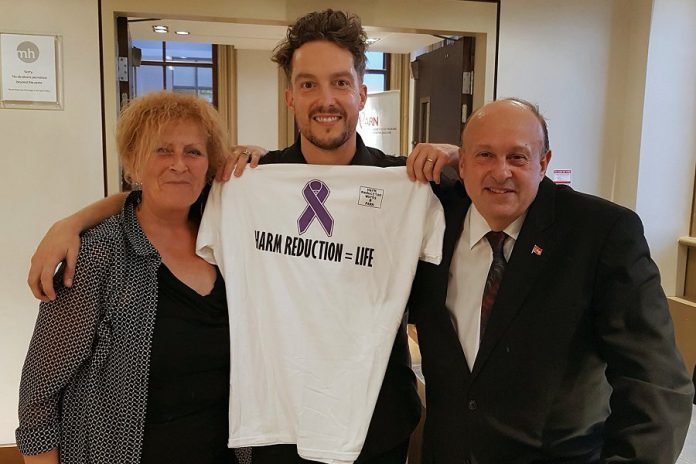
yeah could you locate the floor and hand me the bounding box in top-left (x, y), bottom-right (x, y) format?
top-left (677, 405), bottom-right (696, 464)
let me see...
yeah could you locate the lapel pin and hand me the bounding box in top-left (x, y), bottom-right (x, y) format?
top-left (531, 245), bottom-right (543, 256)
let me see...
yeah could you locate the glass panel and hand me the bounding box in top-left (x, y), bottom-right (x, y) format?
top-left (135, 64), bottom-right (164, 96)
top-left (364, 73), bottom-right (385, 93)
top-left (365, 51), bottom-right (385, 70)
top-left (197, 68), bottom-right (214, 103)
top-left (165, 41), bottom-right (213, 63)
top-left (134, 39), bottom-right (163, 62)
top-left (197, 67), bottom-right (213, 88)
top-left (165, 66), bottom-right (197, 94)
top-left (161, 66), bottom-right (213, 102)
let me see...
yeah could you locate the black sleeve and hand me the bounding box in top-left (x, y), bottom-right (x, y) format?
top-left (594, 209), bottom-right (694, 463)
top-left (367, 148), bottom-right (407, 167)
top-left (16, 236), bottom-right (110, 455)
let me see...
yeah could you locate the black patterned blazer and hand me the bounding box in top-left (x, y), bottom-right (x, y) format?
top-left (17, 191), bottom-right (161, 463)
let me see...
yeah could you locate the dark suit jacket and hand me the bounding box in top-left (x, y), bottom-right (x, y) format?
top-left (409, 177), bottom-right (694, 463)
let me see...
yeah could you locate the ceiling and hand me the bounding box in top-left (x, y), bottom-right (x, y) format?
top-left (128, 18), bottom-right (445, 54)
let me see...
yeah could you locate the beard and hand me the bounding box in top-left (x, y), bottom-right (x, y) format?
top-left (300, 105), bottom-right (355, 150)
top-left (302, 126), bottom-right (352, 150)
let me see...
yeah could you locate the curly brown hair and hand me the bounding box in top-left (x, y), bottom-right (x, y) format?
top-left (272, 9), bottom-right (368, 82)
top-left (117, 91), bottom-right (228, 185)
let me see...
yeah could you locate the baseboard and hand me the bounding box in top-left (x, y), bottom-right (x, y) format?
top-left (0, 445), bottom-right (22, 464)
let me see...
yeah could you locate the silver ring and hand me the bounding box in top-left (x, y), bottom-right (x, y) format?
top-left (426, 157), bottom-right (435, 163)
top-left (241, 149), bottom-right (251, 156)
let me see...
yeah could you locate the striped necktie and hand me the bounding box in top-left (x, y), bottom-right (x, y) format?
top-left (481, 231), bottom-right (508, 336)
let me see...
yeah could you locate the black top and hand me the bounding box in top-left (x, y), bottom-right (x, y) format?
top-left (260, 133), bottom-right (406, 168)
top-left (255, 135), bottom-right (421, 463)
top-left (140, 265), bottom-right (237, 464)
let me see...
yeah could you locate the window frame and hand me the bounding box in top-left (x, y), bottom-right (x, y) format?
top-left (364, 51), bottom-right (391, 92)
top-left (133, 41), bottom-right (217, 107)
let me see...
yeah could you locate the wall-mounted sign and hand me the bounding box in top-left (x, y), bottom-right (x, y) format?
top-left (553, 168), bottom-right (572, 185)
top-left (357, 90), bottom-right (401, 156)
top-left (0, 33), bottom-right (63, 109)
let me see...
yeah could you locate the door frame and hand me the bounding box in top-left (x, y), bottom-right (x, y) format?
top-left (97, 0), bottom-right (499, 194)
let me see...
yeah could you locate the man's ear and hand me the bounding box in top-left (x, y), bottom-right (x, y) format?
top-left (284, 87), bottom-right (294, 112)
top-left (358, 83), bottom-right (367, 111)
top-left (540, 149), bottom-right (552, 175)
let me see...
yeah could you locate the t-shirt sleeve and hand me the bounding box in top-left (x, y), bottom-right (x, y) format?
top-left (419, 188), bottom-right (445, 264)
top-left (196, 182), bottom-right (222, 265)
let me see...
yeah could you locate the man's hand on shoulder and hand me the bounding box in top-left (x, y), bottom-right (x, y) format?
top-left (28, 218), bottom-right (82, 302)
top-left (406, 143), bottom-right (460, 184)
top-left (215, 145), bottom-right (269, 181)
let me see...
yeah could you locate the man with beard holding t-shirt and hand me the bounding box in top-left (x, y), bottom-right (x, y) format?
top-left (27, 9), bottom-right (459, 464)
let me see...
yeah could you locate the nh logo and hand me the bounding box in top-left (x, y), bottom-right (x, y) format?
top-left (16, 41), bottom-right (39, 63)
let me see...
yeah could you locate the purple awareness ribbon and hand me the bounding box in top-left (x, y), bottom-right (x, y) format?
top-left (297, 179), bottom-right (334, 237)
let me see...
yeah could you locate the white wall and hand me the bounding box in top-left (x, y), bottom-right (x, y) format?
top-left (497, 0), bottom-right (695, 295)
top-left (601, 0), bottom-right (653, 211)
top-left (634, 0), bottom-right (696, 295)
top-left (497, 0), bottom-right (616, 196)
top-left (498, 0), bottom-right (656, 205)
top-left (0, 0), bottom-right (103, 444)
top-left (236, 49), bottom-right (279, 149)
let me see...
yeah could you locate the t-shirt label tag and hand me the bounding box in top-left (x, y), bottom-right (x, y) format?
top-left (358, 186), bottom-right (384, 208)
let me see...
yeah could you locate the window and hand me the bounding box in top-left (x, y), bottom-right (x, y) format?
top-left (364, 51), bottom-right (390, 93)
top-left (133, 40), bottom-right (215, 104)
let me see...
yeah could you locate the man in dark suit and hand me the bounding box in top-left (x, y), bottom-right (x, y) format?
top-left (409, 98), bottom-right (694, 463)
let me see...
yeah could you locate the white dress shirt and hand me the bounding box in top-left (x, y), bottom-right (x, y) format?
top-left (445, 205), bottom-right (525, 370)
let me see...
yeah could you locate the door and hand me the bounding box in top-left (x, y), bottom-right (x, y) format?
top-left (411, 37), bottom-right (475, 146)
top-left (116, 16), bottom-right (135, 190)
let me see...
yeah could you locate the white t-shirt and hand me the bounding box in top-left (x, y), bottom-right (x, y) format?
top-left (197, 164), bottom-right (444, 464)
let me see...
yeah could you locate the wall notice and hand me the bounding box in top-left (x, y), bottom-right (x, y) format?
top-left (1, 33), bottom-right (58, 103)
top-left (553, 168), bottom-right (572, 185)
top-left (357, 90), bottom-right (401, 156)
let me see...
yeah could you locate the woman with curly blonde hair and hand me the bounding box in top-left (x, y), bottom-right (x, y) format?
top-left (17, 92), bottom-right (238, 464)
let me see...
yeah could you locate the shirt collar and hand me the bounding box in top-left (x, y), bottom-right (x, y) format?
top-left (467, 204), bottom-right (527, 250)
top-left (348, 133), bottom-right (374, 166)
top-left (123, 190), bottom-right (160, 258)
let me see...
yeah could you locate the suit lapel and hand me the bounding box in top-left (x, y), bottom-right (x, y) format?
top-left (472, 178), bottom-right (558, 377)
top-left (440, 182), bottom-right (470, 270)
